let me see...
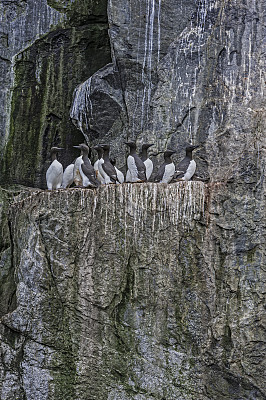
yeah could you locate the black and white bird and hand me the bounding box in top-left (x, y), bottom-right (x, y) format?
top-left (61, 163), bottom-right (74, 188)
top-left (140, 143), bottom-right (154, 180)
top-left (174, 145), bottom-right (199, 181)
top-left (125, 141), bottom-right (147, 182)
top-left (93, 145), bottom-right (105, 184)
top-left (98, 144), bottom-right (118, 184)
top-left (110, 157), bottom-right (124, 184)
top-left (73, 144), bottom-right (100, 188)
top-left (154, 150), bottom-right (176, 183)
top-left (46, 147), bottom-right (64, 190)
top-left (73, 144), bottom-right (92, 186)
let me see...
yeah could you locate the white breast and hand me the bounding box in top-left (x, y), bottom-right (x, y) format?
top-left (127, 155), bottom-right (140, 182)
top-left (73, 156), bottom-right (83, 186)
top-left (94, 158), bottom-right (105, 184)
top-left (61, 164), bottom-right (74, 188)
top-left (46, 160), bottom-right (63, 190)
top-left (98, 159), bottom-right (112, 184)
top-left (161, 163), bottom-right (175, 183)
top-left (126, 169), bottom-right (132, 182)
top-left (78, 160), bottom-right (91, 187)
top-left (115, 167), bottom-right (124, 184)
top-left (144, 158), bottom-right (153, 180)
top-left (182, 160), bottom-right (196, 181)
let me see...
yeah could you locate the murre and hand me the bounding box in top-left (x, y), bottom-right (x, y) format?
top-left (154, 150), bottom-right (176, 183)
top-left (125, 141), bottom-right (147, 182)
top-left (73, 144), bottom-right (100, 188)
top-left (140, 143), bottom-right (154, 180)
top-left (174, 145), bottom-right (199, 181)
top-left (98, 144), bottom-right (118, 184)
top-left (46, 147), bottom-right (64, 190)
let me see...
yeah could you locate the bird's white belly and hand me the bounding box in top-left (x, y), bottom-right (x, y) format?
top-left (98, 160), bottom-right (112, 184)
top-left (62, 164), bottom-right (74, 188)
top-left (95, 159), bottom-right (105, 184)
top-left (127, 155), bottom-right (140, 182)
top-left (79, 161), bottom-right (91, 187)
top-left (115, 167), bottom-right (124, 184)
top-left (182, 160), bottom-right (196, 181)
top-left (46, 160), bottom-right (63, 190)
top-left (73, 156), bottom-right (83, 186)
top-left (144, 158), bottom-right (153, 180)
top-left (161, 163), bottom-right (175, 183)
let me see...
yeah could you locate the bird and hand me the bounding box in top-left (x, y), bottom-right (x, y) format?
top-left (110, 157), bottom-right (124, 184)
top-left (140, 143), bottom-right (154, 180)
top-left (93, 145), bottom-right (105, 184)
top-left (174, 145), bottom-right (199, 181)
top-left (46, 147), bottom-right (64, 190)
top-left (61, 163), bottom-right (74, 188)
top-left (73, 143), bottom-right (92, 186)
top-left (154, 150), bottom-right (176, 183)
top-left (125, 141), bottom-right (147, 182)
top-left (73, 144), bottom-right (100, 188)
top-left (98, 144), bottom-right (118, 184)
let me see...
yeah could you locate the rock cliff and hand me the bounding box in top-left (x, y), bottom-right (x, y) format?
top-left (0, 0), bottom-right (265, 399)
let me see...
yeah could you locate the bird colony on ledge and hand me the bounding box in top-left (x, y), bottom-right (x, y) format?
top-left (46, 142), bottom-right (199, 190)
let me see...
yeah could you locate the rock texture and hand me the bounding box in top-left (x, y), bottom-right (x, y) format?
top-left (0, 0), bottom-right (265, 399)
top-left (0, 0), bottom-right (111, 188)
top-left (1, 183), bottom-right (265, 399)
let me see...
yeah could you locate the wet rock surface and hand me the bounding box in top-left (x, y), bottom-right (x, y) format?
top-left (0, 0), bottom-right (265, 399)
top-left (0, 182), bottom-right (265, 399)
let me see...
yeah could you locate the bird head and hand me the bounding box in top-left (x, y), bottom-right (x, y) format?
top-left (98, 144), bottom-right (110, 151)
top-left (142, 143), bottom-right (154, 150)
top-left (124, 141), bottom-right (136, 149)
top-left (50, 147), bottom-right (64, 155)
top-left (185, 145), bottom-right (199, 153)
top-left (73, 144), bottom-right (90, 155)
top-left (164, 150), bottom-right (176, 158)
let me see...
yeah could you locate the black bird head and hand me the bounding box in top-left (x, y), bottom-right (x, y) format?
top-left (124, 141), bottom-right (136, 150)
top-left (99, 144), bottom-right (110, 151)
top-left (142, 143), bottom-right (154, 150)
top-left (50, 147), bottom-right (64, 155)
top-left (185, 145), bottom-right (199, 153)
top-left (73, 144), bottom-right (90, 155)
top-left (93, 145), bottom-right (103, 156)
top-left (164, 150), bottom-right (176, 158)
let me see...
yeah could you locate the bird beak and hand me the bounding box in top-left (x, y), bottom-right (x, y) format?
top-left (73, 145), bottom-right (81, 149)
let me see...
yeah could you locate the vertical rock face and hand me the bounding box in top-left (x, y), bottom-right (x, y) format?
top-left (1, 183), bottom-right (265, 399)
top-left (0, 0), bottom-right (111, 188)
top-left (0, 0), bottom-right (265, 399)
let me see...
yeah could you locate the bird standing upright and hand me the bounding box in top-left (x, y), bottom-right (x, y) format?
top-left (98, 144), bottom-right (118, 184)
top-left (93, 145), bottom-right (105, 184)
top-left (46, 147), bottom-right (64, 190)
top-left (73, 144), bottom-right (100, 188)
top-left (125, 141), bottom-right (147, 182)
top-left (110, 157), bottom-right (124, 184)
top-left (140, 143), bottom-right (154, 180)
top-left (174, 145), bottom-right (199, 181)
top-left (61, 163), bottom-right (74, 188)
top-left (154, 150), bottom-right (176, 183)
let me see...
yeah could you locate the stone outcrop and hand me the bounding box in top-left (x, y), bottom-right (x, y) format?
top-left (0, 0), bottom-right (265, 399)
top-left (0, 0), bottom-right (111, 188)
top-left (0, 182), bottom-right (265, 399)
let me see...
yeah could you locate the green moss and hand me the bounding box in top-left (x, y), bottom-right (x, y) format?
top-left (0, 24), bottom-right (111, 188)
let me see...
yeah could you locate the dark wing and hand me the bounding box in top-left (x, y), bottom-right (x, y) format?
top-left (102, 161), bottom-right (117, 183)
top-left (174, 157), bottom-right (190, 179)
top-left (133, 154), bottom-right (146, 181)
top-left (154, 163), bottom-right (166, 182)
top-left (81, 162), bottom-right (100, 187)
